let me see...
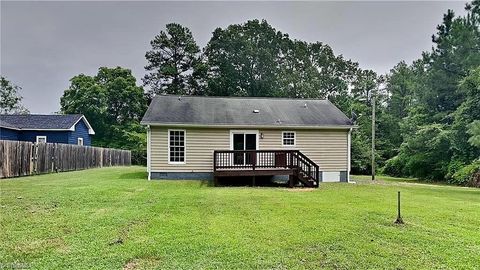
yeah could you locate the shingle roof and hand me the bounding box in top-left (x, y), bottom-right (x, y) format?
top-left (0, 119), bottom-right (19, 130)
top-left (141, 96), bottom-right (353, 128)
top-left (0, 114), bottom-right (84, 130)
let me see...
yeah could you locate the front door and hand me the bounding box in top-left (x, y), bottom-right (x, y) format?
top-left (232, 131), bottom-right (258, 165)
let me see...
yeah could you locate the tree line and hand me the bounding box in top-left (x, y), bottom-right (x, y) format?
top-left (1, 1), bottom-right (478, 185)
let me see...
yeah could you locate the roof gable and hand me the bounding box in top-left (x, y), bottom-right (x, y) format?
top-left (141, 96), bottom-right (353, 128)
top-left (0, 114), bottom-right (95, 134)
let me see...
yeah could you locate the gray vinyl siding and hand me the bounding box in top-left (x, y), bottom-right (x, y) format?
top-left (150, 127), bottom-right (230, 172)
top-left (260, 129), bottom-right (348, 172)
top-left (150, 127), bottom-right (348, 173)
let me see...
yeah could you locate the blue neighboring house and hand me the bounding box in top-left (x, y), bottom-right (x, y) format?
top-left (0, 114), bottom-right (95, 146)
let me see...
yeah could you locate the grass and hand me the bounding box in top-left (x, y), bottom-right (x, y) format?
top-left (1, 167), bottom-right (479, 269)
top-left (351, 174), bottom-right (456, 186)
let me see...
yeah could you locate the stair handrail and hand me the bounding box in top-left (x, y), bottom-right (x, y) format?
top-left (291, 150), bottom-right (320, 184)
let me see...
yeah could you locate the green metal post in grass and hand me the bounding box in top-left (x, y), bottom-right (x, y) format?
top-left (395, 191), bottom-right (404, 224)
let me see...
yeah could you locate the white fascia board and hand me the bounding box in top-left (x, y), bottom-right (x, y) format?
top-left (15, 128), bottom-right (72, 131)
top-left (70, 115), bottom-right (96, 135)
top-left (0, 125), bottom-right (20, 130)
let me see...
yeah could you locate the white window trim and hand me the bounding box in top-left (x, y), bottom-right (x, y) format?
top-left (168, 129), bottom-right (186, 165)
top-left (36, 136), bottom-right (47, 143)
top-left (282, 131), bottom-right (296, 147)
top-left (77, 137), bottom-right (84, 145)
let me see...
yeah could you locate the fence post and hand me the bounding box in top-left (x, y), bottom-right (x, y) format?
top-left (33, 143), bottom-right (38, 174)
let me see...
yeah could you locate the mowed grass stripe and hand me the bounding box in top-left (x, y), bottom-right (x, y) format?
top-left (1, 167), bottom-right (479, 269)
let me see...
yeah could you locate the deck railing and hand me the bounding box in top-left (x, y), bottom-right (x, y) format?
top-left (213, 149), bottom-right (319, 183)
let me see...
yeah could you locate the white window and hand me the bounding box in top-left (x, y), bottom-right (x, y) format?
top-left (168, 130), bottom-right (185, 164)
top-left (77, 138), bottom-right (84, 145)
top-left (36, 136), bottom-right (47, 143)
top-left (282, 131), bottom-right (296, 146)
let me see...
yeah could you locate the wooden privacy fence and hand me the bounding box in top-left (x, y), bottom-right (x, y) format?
top-left (0, 140), bottom-right (131, 178)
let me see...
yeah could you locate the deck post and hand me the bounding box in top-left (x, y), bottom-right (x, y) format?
top-left (213, 151), bottom-right (217, 172)
top-left (289, 151), bottom-right (293, 168)
top-left (213, 151), bottom-right (217, 186)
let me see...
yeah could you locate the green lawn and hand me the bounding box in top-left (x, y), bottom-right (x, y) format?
top-left (1, 167), bottom-right (479, 269)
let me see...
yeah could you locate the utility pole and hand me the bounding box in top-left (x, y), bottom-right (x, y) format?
top-left (371, 94), bottom-right (376, 181)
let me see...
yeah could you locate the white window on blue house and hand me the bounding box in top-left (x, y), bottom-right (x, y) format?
top-left (77, 138), bottom-right (84, 145)
top-left (282, 131), bottom-right (296, 146)
top-left (168, 130), bottom-right (185, 164)
top-left (36, 136), bottom-right (47, 143)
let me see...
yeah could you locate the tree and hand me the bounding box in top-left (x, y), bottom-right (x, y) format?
top-left (384, 124), bottom-right (452, 180)
top-left (450, 67), bottom-right (480, 162)
top-left (0, 76), bottom-right (29, 114)
top-left (144, 23), bottom-right (203, 96)
top-left (385, 62), bottom-right (415, 119)
top-left (278, 40), bottom-right (359, 101)
top-left (382, 1), bottom-right (480, 183)
top-left (204, 19), bottom-right (364, 102)
top-left (60, 74), bottom-right (107, 136)
top-left (96, 67), bottom-right (147, 125)
top-left (468, 121), bottom-right (480, 148)
top-left (61, 67), bottom-right (147, 164)
top-left (204, 20), bottom-right (289, 97)
top-left (420, 4), bottom-right (480, 121)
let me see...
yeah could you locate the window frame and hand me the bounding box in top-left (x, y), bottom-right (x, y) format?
top-left (77, 137), bottom-right (84, 146)
top-left (168, 129), bottom-right (186, 165)
top-left (36, 136), bottom-right (47, 143)
top-left (282, 131), bottom-right (296, 147)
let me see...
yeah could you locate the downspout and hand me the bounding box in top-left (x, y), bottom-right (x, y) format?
top-left (147, 125), bottom-right (151, 180)
top-left (347, 127), bottom-right (352, 183)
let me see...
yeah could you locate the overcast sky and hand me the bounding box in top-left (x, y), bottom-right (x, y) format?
top-left (1, 1), bottom-right (467, 114)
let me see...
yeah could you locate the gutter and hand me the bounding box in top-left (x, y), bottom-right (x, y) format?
top-left (140, 122), bottom-right (358, 130)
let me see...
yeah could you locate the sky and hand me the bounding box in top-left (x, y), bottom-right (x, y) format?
top-left (1, 1), bottom-right (468, 114)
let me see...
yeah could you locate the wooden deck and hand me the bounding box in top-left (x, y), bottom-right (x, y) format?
top-left (213, 150), bottom-right (320, 188)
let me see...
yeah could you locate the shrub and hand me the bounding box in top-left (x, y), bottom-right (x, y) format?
top-left (383, 156), bottom-right (406, 177)
top-left (450, 160), bottom-right (480, 187)
top-left (131, 149), bottom-right (147, 166)
top-left (445, 159), bottom-right (465, 180)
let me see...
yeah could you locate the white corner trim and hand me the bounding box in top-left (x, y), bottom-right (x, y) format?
top-left (147, 125), bottom-right (151, 180)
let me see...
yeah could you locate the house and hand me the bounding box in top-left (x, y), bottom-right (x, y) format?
top-left (141, 95), bottom-right (355, 186)
top-left (0, 114), bottom-right (95, 146)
